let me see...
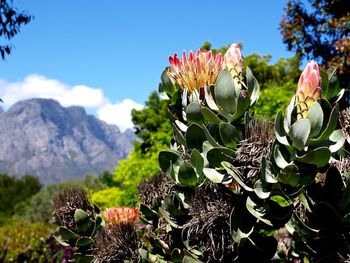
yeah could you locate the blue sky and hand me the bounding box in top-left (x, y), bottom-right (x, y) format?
top-left (0, 0), bottom-right (296, 131)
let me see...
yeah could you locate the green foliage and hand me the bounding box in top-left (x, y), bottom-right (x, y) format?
top-left (280, 0), bottom-right (350, 88)
top-left (0, 220), bottom-right (52, 262)
top-left (0, 174), bottom-right (41, 224)
top-left (0, 0), bottom-right (33, 59)
top-left (98, 170), bottom-right (115, 187)
top-left (132, 91), bottom-right (172, 154)
top-left (246, 53), bottom-right (300, 118)
top-left (91, 187), bottom-right (123, 209)
top-left (92, 91), bottom-right (172, 208)
top-left (14, 174), bottom-right (106, 224)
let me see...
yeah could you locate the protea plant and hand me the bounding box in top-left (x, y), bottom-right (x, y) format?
top-left (50, 42), bottom-right (350, 263)
top-left (93, 207), bottom-right (140, 262)
top-left (295, 60), bottom-right (322, 119)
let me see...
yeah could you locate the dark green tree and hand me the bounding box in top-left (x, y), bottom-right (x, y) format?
top-left (280, 0), bottom-right (350, 91)
top-left (0, 174), bottom-right (41, 224)
top-left (131, 91), bottom-right (172, 154)
top-left (0, 0), bottom-right (32, 60)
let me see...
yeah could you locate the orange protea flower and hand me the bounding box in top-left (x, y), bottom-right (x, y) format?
top-left (295, 60), bottom-right (322, 119)
top-left (223, 43), bottom-right (244, 79)
top-left (167, 50), bottom-right (223, 94)
top-left (103, 207), bottom-right (138, 225)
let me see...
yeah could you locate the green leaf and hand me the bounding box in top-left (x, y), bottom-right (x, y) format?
top-left (160, 71), bottom-right (175, 95)
top-left (200, 124), bottom-right (220, 147)
top-left (74, 253), bottom-right (94, 263)
top-left (172, 123), bottom-right (187, 146)
top-left (246, 67), bottom-right (260, 105)
top-left (232, 92), bottom-right (251, 120)
top-left (219, 123), bottom-right (240, 148)
top-left (178, 162), bottom-right (198, 187)
top-left (298, 164), bottom-right (318, 185)
top-left (246, 196), bottom-right (272, 226)
top-left (186, 102), bottom-right (203, 124)
top-left (276, 164), bottom-right (299, 187)
top-left (273, 144), bottom-right (290, 169)
top-left (54, 235), bottom-right (70, 247)
top-left (222, 161), bottom-right (253, 191)
top-left (284, 96), bottom-right (296, 132)
top-left (201, 106), bottom-right (221, 124)
top-left (214, 69), bottom-right (238, 114)
top-left (203, 168), bottom-right (225, 183)
top-left (270, 195), bottom-right (292, 207)
top-left (186, 123), bottom-right (207, 150)
top-left (158, 150), bottom-right (182, 173)
top-left (254, 180), bottom-right (270, 199)
top-left (261, 158), bottom-right (278, 184)
top-left (307, 102), bottom-right (323, 138)
top-left (183, 256), bottom-right (201, 263)
top-left (207, 147), bottom-right (235, 168)
top-left (288, 119), bottom-right (310, 150)
top-left (310, 105), bottom-right (338, 144)
top-left (59, 226), bottom-right (79, 240)
top-left (296, 147), bottom-right (331, 166)
top-left (329, 129), bottom-right (345, 153)
top-left (74, 209), bottom-right (92, 233)
top-left (230, 206), bottom-right (254, 242)
top-left (275, 111), bottom-right (289, 145)
top-left (190, 149), bottom-right (204, 176)
top-left (140, 204), bottom-right (158, 219)
top-left (75, 236), bottom-right (93, 247)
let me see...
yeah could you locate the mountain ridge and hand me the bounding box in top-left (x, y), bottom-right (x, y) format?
top-left (0, 98), bottom-right (135, 184)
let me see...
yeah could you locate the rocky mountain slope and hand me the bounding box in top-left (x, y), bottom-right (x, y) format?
top-left (0, 98), bottom-right (135, 184)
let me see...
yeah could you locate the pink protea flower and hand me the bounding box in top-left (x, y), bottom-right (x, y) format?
top-left (167, 50), bottom-right (223, 94)
top-left (295, 60), bottom-right (322, 119)
top-left (223, 43), bottom-right (244, 78)
top-left (103, 207), bottom-right (138, 225)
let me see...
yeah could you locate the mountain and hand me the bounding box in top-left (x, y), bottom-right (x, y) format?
top-left (0, 98), bottom-right (136, 184)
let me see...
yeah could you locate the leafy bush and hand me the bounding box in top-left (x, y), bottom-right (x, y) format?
top-left (0, 220), bottom-right (52, 262)
top-left (14, 175), bottom-right (106, 224)
top-left (0, 174), bottom-right (41, 225)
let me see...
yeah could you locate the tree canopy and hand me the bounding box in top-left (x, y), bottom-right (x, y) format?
top-left (0, 0), bottom-right (32, 60)
top-left (280, 0), bottom-right (350, 90)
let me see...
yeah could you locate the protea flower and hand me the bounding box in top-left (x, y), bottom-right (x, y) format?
top-left (93, 223), bottom-right (140, 262)
top-left (295, 61), bottom-right (322, 119)
top-left (223, 43), bottom-right (244, 79)
top-left (167, 50), bottom-right (223, 95)
top-left (103, 207), bottom-right (138, 225)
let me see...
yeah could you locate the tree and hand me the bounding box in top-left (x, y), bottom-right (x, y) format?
top-left (14, 174), bottom-right (105, 224)
top-left (0, 174), bottom-right (41, 224)
top-left (280, 0), bottom-right (350, 93)
top-left (0, 0), bottom-right (32, 59)
top-left (245, 53), bottom-right (301, 117)
top-left (92, 91), bottom-right (173, 208)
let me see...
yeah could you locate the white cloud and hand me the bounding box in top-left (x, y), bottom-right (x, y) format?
top-left (0, 74), bottom-right (106, 108)
top-left (97, 99), bottom-right (143, 132)
top-left (0, 74), bottom-right (143, 131)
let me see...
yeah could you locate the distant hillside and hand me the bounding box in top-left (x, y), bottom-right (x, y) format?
top-left (0, 98), bottom-right (136, 184)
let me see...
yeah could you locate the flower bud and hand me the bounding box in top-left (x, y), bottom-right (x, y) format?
top-left (103, 207), bottom-right (138, 225)
top-left (223, 43), bottom-right (244, 79)
top-left (295, 60), bottom-right (322, 119)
